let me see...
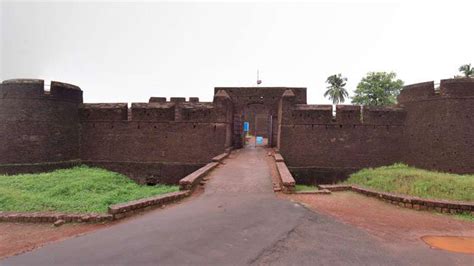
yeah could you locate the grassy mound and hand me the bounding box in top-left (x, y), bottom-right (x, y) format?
top-left (345, 163), bottom-right (474, 202)
top-left (0, 166), bottom-right (178, 213)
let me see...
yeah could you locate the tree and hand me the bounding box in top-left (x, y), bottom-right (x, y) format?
top-left (458, 64), bottom-right (473, 78)
top-left (351, 72), bottom-right (403, 106)
top-left (324, 74), bottom-right (349, 105)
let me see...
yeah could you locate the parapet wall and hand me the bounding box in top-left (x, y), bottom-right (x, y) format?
top-left (278, 90), bottom-right (405, 184)
top-left (278, 78), bottom-right (474, 184)
top-left (79, 92), bottom-right (233, 184)
top-left (398, 78), bottom-right (474, 174)
top-left (0, 79), bottom-right (82, 171)
top-left (0, 79), bottom-right (233, 184)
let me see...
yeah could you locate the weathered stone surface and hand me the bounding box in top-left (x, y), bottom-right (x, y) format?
top-left (179, 162), bottom-right (219, 191)
top-left (273, 153), bottom-right (284, 162)
top-left (108, 191), bottom-right (189, 217)
top-left (54, 219), bottom-right (65, 227)
top-left (275, 161), bottom-right (296, 193)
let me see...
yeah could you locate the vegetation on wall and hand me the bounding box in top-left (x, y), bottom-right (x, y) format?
top-left (351, 72), bottom-right (404, 106)
top-left (0, 166), bottom-right (179, 213)
top-left (345, 163), bottom-right (474, 202)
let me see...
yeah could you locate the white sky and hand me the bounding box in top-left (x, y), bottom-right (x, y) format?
top-left (1, 0), bottom-right (473, 104)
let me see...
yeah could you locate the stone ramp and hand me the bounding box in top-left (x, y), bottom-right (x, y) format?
top-left (203, 147), bottom-right (275, 195)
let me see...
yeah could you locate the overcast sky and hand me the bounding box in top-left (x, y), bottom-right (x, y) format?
top-left (1, 0), bottom-right (473, 104)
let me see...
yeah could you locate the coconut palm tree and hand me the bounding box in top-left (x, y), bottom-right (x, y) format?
top-left (459, 64), bottom-right (473, 78)
top-left (324, 74), bottom-right (349, 104)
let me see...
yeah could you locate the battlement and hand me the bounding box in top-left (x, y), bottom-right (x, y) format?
top-left (80, 101), bottom-right (226, 123)
top-left (214, 87), bottom-right (307, 105)
top-left (440, 78), bottom-right (474, 97)
top-left (398, 78), bottom-right (474, 104)
top-left (80, 103), bottom-right (128, 121)
top-left (131, 102), bottom-right (176, 121)
top-left (362, 106), bottom-right (405, 125)
top-left (149, 97), bottom-right (201, 103)
top-left (290, 104), bottom-right (333, 124)
top-left (0, 79), bottom-right (83, 103)
top-left (336, 105), bottom-right (361, 124)
top-left (149, 97), bottom-right (167, 103)
top-left (282, 103), bottom-right (405, 126)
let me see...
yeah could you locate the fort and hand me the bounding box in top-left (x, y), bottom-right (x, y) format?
top-left (0, 78), bottom-right (473, 185)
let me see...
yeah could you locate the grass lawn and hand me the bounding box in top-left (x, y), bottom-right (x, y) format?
top-left (295, 184), bottom-right (318, 192)
top-left (345, 163), bottom-right (474, 202)
top-left (0, 166), bottom-right (179, 213)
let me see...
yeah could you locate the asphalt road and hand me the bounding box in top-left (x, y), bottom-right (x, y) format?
top-left (2, 147), bottom-right (470, 265)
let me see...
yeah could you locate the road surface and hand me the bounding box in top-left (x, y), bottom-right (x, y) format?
top-left (2, 147), bottom-right (470, 265)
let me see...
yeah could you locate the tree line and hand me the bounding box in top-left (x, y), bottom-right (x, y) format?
top-left (324, 63), bottom-right (473, 106)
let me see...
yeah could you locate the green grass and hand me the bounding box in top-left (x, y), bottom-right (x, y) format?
top-left (0, 166), bottom-right (179, 213)
top-left (454, 212), bottom-right (474, 222)
top-left (295, 184), bottom-right (318, 192)
top-left (345, 163), bottom-right (474, 202)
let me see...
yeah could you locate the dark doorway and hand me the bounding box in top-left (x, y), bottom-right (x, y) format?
top-left (240, 102), bottom-right (275, 148)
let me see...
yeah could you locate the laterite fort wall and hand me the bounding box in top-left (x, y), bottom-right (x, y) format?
top-left (0, 79), bottom-right (83, 173)
top-left (0, 79), bottom-right (233, 184)
top-left (79, 94), bottom-right (233, 184)
top-left (277, 90), bottom-right (406, 184)
top-left (1, 78), bottom-right (472, 185)
top-left (398, 78), bottom-right (474, 174)
top-left (278, 78), bottom-right (474, 185)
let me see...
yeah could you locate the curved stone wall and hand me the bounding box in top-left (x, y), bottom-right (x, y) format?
top-left (398, 78), bottom-right (474, 173)
top-left (0, 79), bottom-right (82, 173)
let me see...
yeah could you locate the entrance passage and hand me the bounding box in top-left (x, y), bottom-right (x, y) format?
top-left (244, 135), bottom-right (268, 147)
top-left (238, 101), bottom-right (275, 148)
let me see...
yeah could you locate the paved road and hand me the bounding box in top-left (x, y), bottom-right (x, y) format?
top-left (2, 148), bottom-right (470, 265)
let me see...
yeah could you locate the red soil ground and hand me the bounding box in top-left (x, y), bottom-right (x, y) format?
top-left (279, 191), bottom-right (474, 251)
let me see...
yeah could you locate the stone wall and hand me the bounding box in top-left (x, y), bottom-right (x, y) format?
top-left (0, 79), bottom-right (233, 184)
top-left (79, 91), bottom-right (233, 184)
top-left (278, 78), bottom-right (474, 184)
top-left (277, 89), bottom-right (405, 184)
top-left (1, 78), bottom-right (472, 186)
top-left (398, 78), bottom-right (474, 174)
top-left (0, 79), bottom-right (82, 172)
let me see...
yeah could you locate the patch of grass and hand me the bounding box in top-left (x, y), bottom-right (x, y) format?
top-left (295, 184), bottom-right (318, 192)
top-left (0, 166), bottom-right (179, 213)
top-left (454, 212), bottom-right (474, 222)
top-left (345, 163), bottom-right (474, 202)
